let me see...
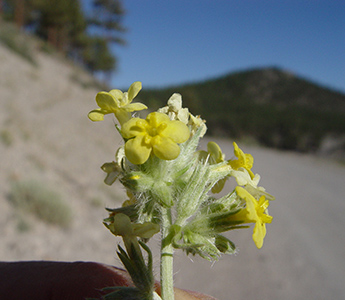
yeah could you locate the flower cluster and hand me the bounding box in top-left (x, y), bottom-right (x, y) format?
top-left (89, 82), bottom-right (275, 299)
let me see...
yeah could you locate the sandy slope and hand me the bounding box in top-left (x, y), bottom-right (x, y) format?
top-left (0, 41), bottom-right (127, 263)
top-left (1, 42), bottom-right (345, 300)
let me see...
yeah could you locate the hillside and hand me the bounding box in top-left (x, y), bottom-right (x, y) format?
top-left (137, 68), bottom-right (345, 157)
top-left (0, 25), bottom-right (127, 263)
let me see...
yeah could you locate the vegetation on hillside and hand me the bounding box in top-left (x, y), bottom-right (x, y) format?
top-left (0, 0), bottom-right (125, 76)
top-left (137, 68), bottom-right (345, 153)
top-left (9, 179), bottom-right (72, 228)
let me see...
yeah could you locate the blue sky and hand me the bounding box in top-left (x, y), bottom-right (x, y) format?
top-left (98, 0), bottom-right (345, 93)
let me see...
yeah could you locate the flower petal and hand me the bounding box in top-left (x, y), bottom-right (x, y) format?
top-left (235, 187), bottom-right (257, 221)
top-left (121, 118), bottom-right (146, 139)
top-left (161, 120), bottom-right (190, 143)
top-left (207, 142), bottom-right (224, 163)
top-left (127, 81), bottom-right (142, 102)
top-left (246, 153), bottom-right (254, 169)
top-left (113, 213), bottom-right (134, 236)
top-left (132, 222), bottom-right (160, 239)
top-left (96, 92), bottom-right (117, 111)
top-left (252, 222), bottom-right (266, 249)
top-left (152, 135), bottom-right (181, 160)
top-left (146, 112), bottom-right (171, 127)
top-left (125, 135), bottom-right (151, 165)
top-left (124, 102), bottom-right (148, 112)
top-left (231, 168), bottom-right (252, 186)
top-left (167, 93), bottom-right (182, 110)
top-left (189, 114), bottom-right (207, 137)
top-left (177, 108), bottom-right (189, 124)
top-left (108, 89), bottom-right (123, 107)
top-left (233, 142), bottom-right (244, 161)
top-left (88, 109), bottom-right (106, 121)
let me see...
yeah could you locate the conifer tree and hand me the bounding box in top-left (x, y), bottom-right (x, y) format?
top-left (82, 35), bottom-right (115, 73)
top-left (88, 0), bottom-right (126, 46)
top-left (1, 0), bottom-right (125, 75)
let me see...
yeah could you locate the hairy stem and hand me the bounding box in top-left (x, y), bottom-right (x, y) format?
top-left (160, 207), bottom-right (174, 300)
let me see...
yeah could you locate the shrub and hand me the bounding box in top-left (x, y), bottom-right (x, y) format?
top-left (0, 129), bottom-right (13, 146)
top-left (0, 23), bottom-right (37, 65)
top-left (8, 180), bottom-right (72, 228)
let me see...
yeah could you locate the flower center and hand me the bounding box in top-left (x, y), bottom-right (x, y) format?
top-left (147, 122), bottom-right (167, 137)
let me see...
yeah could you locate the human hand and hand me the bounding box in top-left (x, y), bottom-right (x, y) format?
top-left (0, 261), bottom-right (216, 300)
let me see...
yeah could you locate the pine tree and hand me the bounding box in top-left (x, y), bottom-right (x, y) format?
top-left (88, 0), bottom-right (126, 46)
top-left (86, 0), bottom-right (126, 81)
top-left (2, 0), bottom-right (126, 75)
top-left (82, 36), bottom-right (115, 73)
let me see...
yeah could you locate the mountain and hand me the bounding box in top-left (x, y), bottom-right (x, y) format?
top-left (137, 67), bottom-right (345, 156)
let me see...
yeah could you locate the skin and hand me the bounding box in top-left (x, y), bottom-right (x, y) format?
top-left (0, 261), bottom-right (216, 300)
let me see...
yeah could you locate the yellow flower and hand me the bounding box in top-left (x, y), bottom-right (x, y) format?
top-left (235, 186), bottom-right (273, 249)
top-left (228, 142), bottom-right (254, 178)
top-left (231, 168), bottom-right (275, 201)
top-left (198, 141), bottom-right (226, 193)
top-left (121, 112), bottom-right (190, 165)
top-left (88, 81), bottom-right (147, 125)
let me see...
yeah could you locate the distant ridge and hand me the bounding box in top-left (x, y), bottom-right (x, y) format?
top-left (137, 67), bottom-right (345, 156)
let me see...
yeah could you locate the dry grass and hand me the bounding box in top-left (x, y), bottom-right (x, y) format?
top-left (8, 179), bottom-right (72, 228)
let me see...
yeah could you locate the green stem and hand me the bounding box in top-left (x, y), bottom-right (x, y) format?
top-left (160, 207), bottom-right (174, 300)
